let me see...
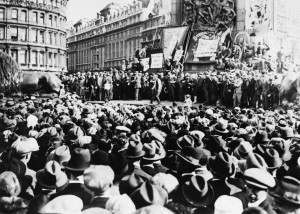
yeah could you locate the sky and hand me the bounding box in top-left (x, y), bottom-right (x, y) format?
top-left (66, 0), bottom-right (132, 27)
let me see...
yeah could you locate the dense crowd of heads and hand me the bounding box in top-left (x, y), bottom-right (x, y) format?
top-left (0, 91), bottom-right (300, 214)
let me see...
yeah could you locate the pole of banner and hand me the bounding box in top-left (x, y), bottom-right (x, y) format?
top-left (182, 22), bottom-right (194, 73)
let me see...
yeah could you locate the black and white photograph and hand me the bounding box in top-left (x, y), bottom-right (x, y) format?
top-left (0, 0), bottom-right (299, 213)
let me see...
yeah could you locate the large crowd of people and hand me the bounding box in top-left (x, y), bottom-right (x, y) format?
top-left (62, 67), bottom-right (283, 109)
top-left (0, 90), bottom-right (300, 214)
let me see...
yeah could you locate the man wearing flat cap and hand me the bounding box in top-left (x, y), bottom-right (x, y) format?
top-left (84, 165), bottom-right (115, 209)
top-left (10, 137), bottom-right (39, 190)
top-left (233, 168), bottom-right (276, 214)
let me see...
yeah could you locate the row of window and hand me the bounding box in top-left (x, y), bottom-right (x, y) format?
top-left (10, 49), bottom-right (63, 67)
top-left (26, 0), bottom-right (66, 8)
top-left (107, 39), bottom-right (141, 60)
top-left (0, 8), bottom-right (66, 28)
top-left (69, 38), bottom-right (142, 68)
top-left (75, 14), bottom-right (141, 41)
top-left (105, 14), bottom-right (141, 31)
top-left (0, 26), bottom-right (65, 46)
top-left (73, 27), bottom-right (141, 50)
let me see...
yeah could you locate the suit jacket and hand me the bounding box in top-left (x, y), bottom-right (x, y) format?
top-left (233, 191), bottom-right (276, 214)
top-left (141, 163), bottom-right (169, 176)
top-left (52, 182), bottom-right (94, 206)
top-left (86, 196), bottom-right (110, 209)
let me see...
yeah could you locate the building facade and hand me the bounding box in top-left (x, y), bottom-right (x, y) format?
top-left (0, 0), bottom-right (68, 73)
top-left (67, 0), bottom-right (183, 72)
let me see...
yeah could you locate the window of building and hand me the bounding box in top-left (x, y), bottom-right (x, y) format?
top-left (19, 28), bottom-right (26, 41)
top-left (11, 49), bottom-right (18, 62)
top-left (49, 52), bottom-right (52, 66)
top-left (30, 28), bottom-right (38, 42)
top-left (39, 30), bottom-right (45, 43)
top-left (11, 9), bottom-right (18, 20)
top-left (20, 10), bottom-right (27, 22)
top-left (54, 16), bottom-right (57, 27)
top-left (59, 33), bottom-right (62, 45)
top-left (116, 42), bottom-right (119, 58)
top-left (49, 32), bottom-right (53, 44)
top-left (0, 8), bottom-right (4, 20)
top-left (32, 51), bottom-right (38, 65)
top-left (54, 53), bottom-right (57, 67)
top-left (112, 43), bottom-right (115, 58)
top-left (39, 52), bottom-right (44, 66)
top-left (19, 50), bottom-right (27, 64)
top-left (54, 33), bottom-right (58, 45)
top-left (40, 13), bottom-right (45, 24)
top-left (108, 43), bottom-right (111, 59)
top-left (49, 15), bottom-right (53, 26)
top-left (0, 26), bottom-right (4, 40)
top-left (31, 11), bottom-right (38, 23)
top-left (120, 41), bottom-right (123, 57)
top-left (10, 27), bottom-right (18, 40)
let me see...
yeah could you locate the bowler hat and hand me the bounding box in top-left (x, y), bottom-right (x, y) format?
top-left (64, 148), bottom-right (91, 172)
top-left (91, 149), bottom-right (111, 165)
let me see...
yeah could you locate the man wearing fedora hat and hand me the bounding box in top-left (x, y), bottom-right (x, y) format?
top-left (52, 148), bottom-right (94, 205)
top-left (140, 141), bottom-right (168, 176)
top-left (174, 174), bottom-right (215, 212)
top-left (124, 134), bottom-right (151, 178)
top-left (28, 161), bottom-right (69, 214)
top-left (208, 152), bottom-right (243, 200)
